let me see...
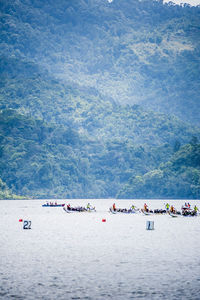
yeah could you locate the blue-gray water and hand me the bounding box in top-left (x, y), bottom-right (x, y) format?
top-left (0, 199), bottom-right (200, 299)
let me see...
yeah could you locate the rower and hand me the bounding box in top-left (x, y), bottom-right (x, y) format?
top-left (165, 203), bottom-right (170, 211)
top-left (113, 203), bottom-right (116, 211)
top-left (87, 203), bottom-right (91, 209)
top-left (144, 203), bottom-right (148, 212)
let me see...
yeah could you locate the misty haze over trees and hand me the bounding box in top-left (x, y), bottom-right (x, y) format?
top-left (0, 0), bottom-right (200, 199)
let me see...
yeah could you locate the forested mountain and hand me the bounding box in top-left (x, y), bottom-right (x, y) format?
top-left (1, 0), bottom-right (200, 124)
top-left (0, 0), bottom-right (200, 199)
top-left (1, 102), bottom-right (199, 198)
top-left (0, 177), bottom-right (24, 200)
top-left (1, 57), bottom-right (198, 144)
top-left (117, 138), bottom-right (200, 199)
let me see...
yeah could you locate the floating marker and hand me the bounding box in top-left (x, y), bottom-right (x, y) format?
top-left (102, 219), bottom-right (106, 222)
top-left (146, 220), bottom-right (154, 230)
top-left (23, 220), bottom-right (32, 230)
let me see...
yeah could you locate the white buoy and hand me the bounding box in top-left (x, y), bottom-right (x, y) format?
top-left (146, 220), bottom-right (154, 230)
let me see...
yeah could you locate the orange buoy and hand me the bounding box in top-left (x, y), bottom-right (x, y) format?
top-left (102, 219), bottom-right (106, 222)
top-left (19, 219), bottom-right (23, 222)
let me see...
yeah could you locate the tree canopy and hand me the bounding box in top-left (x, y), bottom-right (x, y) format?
top-left (1, 0), bottom-right (200, 199)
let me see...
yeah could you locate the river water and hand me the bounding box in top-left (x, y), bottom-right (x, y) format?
top-left (0, 199), bottom-right (200, 300)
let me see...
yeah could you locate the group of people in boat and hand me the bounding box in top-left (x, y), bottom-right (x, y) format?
top-left (141, 203), bottom-right (166, 214)
top-left (64, 203), bottom-right (95, 212)
top-left (65, 203), bottom-right (86, 211)
top-left (181, 203), bottom-right (198, 216)
top-left (111, 202), bottom-right (199, 216)
top-left (111, 203), bottom-right (138, 213)
top-left (46, 201), bottom-right (58, 206)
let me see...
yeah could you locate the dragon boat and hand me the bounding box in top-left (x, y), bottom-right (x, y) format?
top-left (181, 207), bottom-right (198, 217)
top-left (141, 208), bottom-right (167, 215)
top-left (141, 209), bottom-right (154, 216)
top-left (169, 212), bottom-right (180, 217)
top-left (42, 203), bottom-right (65, 207)
top-left (63, 206), bottom-right (96, 213)
top-left (109, 207), bottom-right (139, 214)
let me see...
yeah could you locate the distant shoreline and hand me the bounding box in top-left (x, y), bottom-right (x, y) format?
top-left (1, 198), bottom-right (199, 201)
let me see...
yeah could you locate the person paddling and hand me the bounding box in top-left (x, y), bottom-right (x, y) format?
top-left (113, 203), bottom-right (116, 211)
top-left (144, 203), bottom-right (148, 212)
top-left (166, 203), bottom-right (170, 211)
top-left (170, 205), bottom-right (175, 213)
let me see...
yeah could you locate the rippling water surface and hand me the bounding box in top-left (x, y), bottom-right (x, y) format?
top-left (0, 199), bottom-right (200, 300)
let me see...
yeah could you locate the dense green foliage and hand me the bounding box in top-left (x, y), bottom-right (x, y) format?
top-left (0, 177), bottom-right (24, 199)
top-left (0, 0), bottom-right (200, 199)
top-left (0, 106), bottom-right (199, 199)
top-left (1, 0), bottom-right (200, 124)
top-left (0, 57), bottom-right (199, 145)
top-left (117, 138), bottom-right (200, 199)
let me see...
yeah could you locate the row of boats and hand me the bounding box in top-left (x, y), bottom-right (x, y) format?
top-left (110, 202), bottom-right (199, 217)
top-left (42, 202), bottom-right (199, 217)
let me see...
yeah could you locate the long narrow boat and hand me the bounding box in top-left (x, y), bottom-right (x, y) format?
top-left (109, 207), bottom-right (138, 214)
top-left (181, 207), bottom-right (198, 217)
top-left (141, 209), bottom-right (154, 216)
top-left (63, 206), bottom-right (96, 213)
top-left (182, 210), bottom-right (198, 217)
top-left (169, 212), bottom-right (179, 218)
top-left (42, 203), bottom-right (65, 207)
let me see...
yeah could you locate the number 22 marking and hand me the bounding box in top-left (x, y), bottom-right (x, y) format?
top-left (23, 220), bottom-right (31, 229)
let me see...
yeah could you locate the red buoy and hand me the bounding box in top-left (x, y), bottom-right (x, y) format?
top-left (102, 219), bottom-right (106, 222)
top-left (19, 219), bottom-right (23, 222)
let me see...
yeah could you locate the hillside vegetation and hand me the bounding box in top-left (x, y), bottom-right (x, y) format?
top-left (118, 138), bottom-right (200, 199)
top-left (0, 177), bottom-right (25, 200)
top-left (0, 103), bottom-right (199, 199)
top-left (1, 0), bottom-right (200, 124)
top-left (0, 0), bottom-right (200, 199)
